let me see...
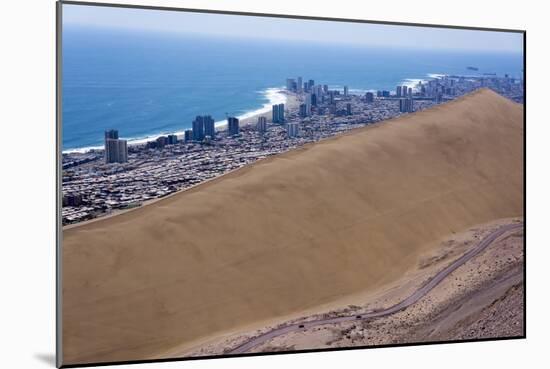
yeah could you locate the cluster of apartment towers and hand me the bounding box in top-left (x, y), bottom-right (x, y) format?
top-left (286, 77), bottom-right (415, 116)
top-left (103, 114), bottom-right (241, 164)
top-left (103, 98), bottom-right (293, 164)
top-left (383, 85), bottom-right (415, 113)
top-left (103, 80), bottom-right (416, 164)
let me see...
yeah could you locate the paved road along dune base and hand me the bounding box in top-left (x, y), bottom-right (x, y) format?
top-left (62, 89), bottom-right (524, 365)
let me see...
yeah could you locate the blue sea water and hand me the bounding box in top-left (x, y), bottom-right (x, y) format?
top-left (62, 26), bottom-right (523, 152)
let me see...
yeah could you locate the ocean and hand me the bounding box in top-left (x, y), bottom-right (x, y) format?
top-left (62, 26), bottom-right (523, 152)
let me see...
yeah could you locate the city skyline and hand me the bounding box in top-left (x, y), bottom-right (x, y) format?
top-left (63, 73), bottom-right (523, 224)
top-left (61, 7), bottom-right (524, 152)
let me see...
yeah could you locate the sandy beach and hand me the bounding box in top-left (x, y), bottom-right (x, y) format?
top-left (62, 89), bottom-right (523, 365)
top-left (215, 89), bottom-right (301, 130)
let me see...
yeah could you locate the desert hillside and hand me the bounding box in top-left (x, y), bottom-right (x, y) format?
top-left (62, 89), bottom-right (524, 364)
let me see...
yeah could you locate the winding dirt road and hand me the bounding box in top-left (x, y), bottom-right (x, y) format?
top-left (228, 222), bottom-right (524, 354)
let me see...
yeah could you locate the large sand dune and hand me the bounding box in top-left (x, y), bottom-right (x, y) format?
top-left (62, 89), bottom-right (524, 364)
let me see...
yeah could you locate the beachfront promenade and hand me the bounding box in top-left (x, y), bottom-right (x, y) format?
top-left (61, 74), bottom-right (523, 225)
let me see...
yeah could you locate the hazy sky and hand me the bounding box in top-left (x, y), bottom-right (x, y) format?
top-left (63, 4), bottom-right (523, 53)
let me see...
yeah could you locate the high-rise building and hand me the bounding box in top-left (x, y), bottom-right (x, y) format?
top-left (399, 98), bottom-right (414, 113)
top-left (104, 129), bottom-right (117, 163)
top-left (190, 115), bottom-right (215, 141)
top-left (104, 129), bottom-right (127, 164)
top-left (256, 116), bottom-right (267, 133)
top-left (382, 90), bottom-right (390, 97)
top-left (365, 92), bottom-right (374, 103)
top-left (299, 103), bottom-right (307, 118)
top-left (184, 129), bottom-right (192, 142)
top-left (346, 103), bottom-right (352, 115)
top-left (323, 84), bottom-right (328, 93)
top-left (344, 86), bottom-right (348, 96)
top-left (420, 85), bottom-right (426, 96)
top-left (286, 78), bottom-right (296, 92)
top-left (308, 79), bottom-right (315, 91)
top-left (396, 86), bottom-right (402, 97)
top-left (305, 94), bottom-right (312, 116)
top-left (228, 116), bottom-right (239, 136)
top-left (313, 85), bottom-right (323, 98)
top-left (167, 134), bottom-right (178, 145)
top-left (272, 104), bottom-right (278, 123)
top-left (286, 122), bottom-right (299, 138)
top-left (408, 87), bottom-right (413, 97)
top-left (297, 76), bottom-right (303, 93)
top-left (192, 116), bottom-right (205, 141)
top-left (272, 103), bottom-right (285, 123)
top-left (105, 137), bottom-right (128, 164)
top-left (156, 136), bottom-right (168, 148)
top-left (203, 115), bottom-right (216, 139)
top-left (311, 93), bottom-right (317, 107)
top-left (118, 140), bottom-right (127, 163)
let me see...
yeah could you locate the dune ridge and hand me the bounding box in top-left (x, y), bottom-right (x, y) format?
top-left (62, 89), bottom-right (524, 364)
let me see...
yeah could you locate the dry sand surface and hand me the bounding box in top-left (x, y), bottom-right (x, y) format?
top-left (62, 89), bottom-right (524, 365)
top-left (219, 218), bottom-right (524, 355)
top-left (242, 90), bottom-right (301, 125)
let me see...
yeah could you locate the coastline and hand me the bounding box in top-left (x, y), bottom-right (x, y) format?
top-left (61, 89), bottom-right (301, 229)
top-left (61, 89), bottom-right (520, 230)
top-left (59, 71), bottom-right (491, 154)
top-left (61, 91), bottom-right (454, 231)
top-left (62, 88), bottom-right (299, 154)
top-left (61, 90), bottom-right (388, 230)
top-left (60, 74), bottom-right (433, 154)
top-left (215, 89), bottom-right (300, 130)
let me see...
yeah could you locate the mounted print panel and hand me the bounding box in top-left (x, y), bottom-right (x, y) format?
top-left (57, 1), bottom-right (525, 367)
